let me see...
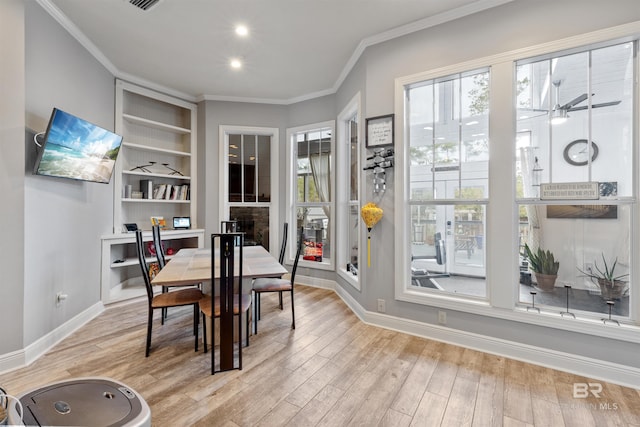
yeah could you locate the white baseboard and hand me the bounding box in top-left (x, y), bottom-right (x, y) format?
top-left (0, 302), bottom-right (104, 375)
top-left (0, 350), bottom-right (25, 376)
top-left (296, 274), bottom-right (335, 290)
top-left (299, 276), bottom-right (640, 390)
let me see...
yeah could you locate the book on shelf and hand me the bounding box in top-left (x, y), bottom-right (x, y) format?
top-left (178, 184), bottom-right (190, 200)
top-left (153, 184), bottom-right (166, 199)
top-left (140, 179), bottom-right (153, 199)
top-left (150, 216), bottom-right (166, 229)
top-left (170, 185), bottom-right (179, 200)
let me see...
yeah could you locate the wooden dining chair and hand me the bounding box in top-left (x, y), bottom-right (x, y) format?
top-left (199, 294), bottom-right (252, 349)
top-left (201, 232), bottom-right (251, 374)
top-left (152, 225), bottom-right (200, 321)
top-left (254, 222), bottom-right (288, 321)
top-left (252, 226), bottom-right (303, 333)
top-left (152, 224), bottom-right (171, 321)
top-left (135, 230), bottom-right (203, 357)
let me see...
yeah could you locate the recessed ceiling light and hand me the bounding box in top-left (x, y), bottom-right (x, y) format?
top-left (235, 25), bottom-right (249, 37)
top-left (230, 59), bottom-right (242, 69)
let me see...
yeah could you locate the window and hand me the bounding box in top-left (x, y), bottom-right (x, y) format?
top-left (405, 68), bottom-right (490, 299)
top-left (287, 121), bottom-right (335, 268)
top-left (227, 134), bottom-right (271, 203)
top-left (515, 41), bottom-right (635, 319)
top-left (337, 94), bottom-right (361, 287)
top-left (396, 30), bottom-right (639, 338)
top-left (220, 126), bottom-right (279, 253)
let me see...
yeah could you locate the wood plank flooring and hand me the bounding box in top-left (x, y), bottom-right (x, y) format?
top-left (1, 285), bottom-right (639, 426)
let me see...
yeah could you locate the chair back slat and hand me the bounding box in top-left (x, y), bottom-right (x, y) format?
top-left (135, 230), bottom-right (155, 303)
top-left (278, 223), bottom-right (288, 264)
top-left (290, 226), bottom-right (304, 285)
top-left (221, 221), bottom-right (237, 233)
top-left (152, 225), bottom-right (166, 269)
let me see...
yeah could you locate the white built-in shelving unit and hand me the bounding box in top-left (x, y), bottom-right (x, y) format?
top-left (100, 80), bottom-right (203, 304)
top-left (100, 230), bottom-right (204, 304)
top-left (113, 79), bottom-right (198, 230)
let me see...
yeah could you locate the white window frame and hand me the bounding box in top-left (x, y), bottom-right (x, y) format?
top-left (394, 24), bottom-right (640, 342)
top-left (286, 120), bottom-right (336, 270)
top-left (337, 93), bottom-right (362, 289)
top-left (219, 125), bottom-right (279, 255)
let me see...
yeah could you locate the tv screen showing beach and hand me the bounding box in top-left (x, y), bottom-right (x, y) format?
top-left (34, 108), bottom-right (122, 183)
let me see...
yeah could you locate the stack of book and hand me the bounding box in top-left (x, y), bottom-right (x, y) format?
top-left (139, 180), bottom-right (190, 200)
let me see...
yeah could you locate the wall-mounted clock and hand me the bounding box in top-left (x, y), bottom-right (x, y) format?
top-left (563, 139), bottom-right (599, 166)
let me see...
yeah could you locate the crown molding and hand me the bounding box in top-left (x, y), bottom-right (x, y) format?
top-left (331, 0), bottom-right (514, 94)
top-left (37, 0), bottom-right (514, 105)
top-left (36, 0), bottom-right (198, 103)
top-left (36, 0), bottom-right (118, 76)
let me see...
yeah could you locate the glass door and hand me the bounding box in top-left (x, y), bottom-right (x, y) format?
top-left (436, 179), bottom-right (486, 278)
top-left (221, 128), bottom-right (279, 254)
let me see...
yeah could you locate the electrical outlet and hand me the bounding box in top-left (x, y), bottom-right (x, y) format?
top-left (438, 310), bottom-right (446, 325)
top-left (377, 299), bottom-right (386, 313)
top-left (56, 292), bottom-right (68, 307)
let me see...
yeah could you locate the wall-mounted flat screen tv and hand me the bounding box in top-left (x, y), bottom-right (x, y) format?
top-left (33, 108), bottom-right (123, 184)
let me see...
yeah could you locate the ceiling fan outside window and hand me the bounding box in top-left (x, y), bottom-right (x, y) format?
top-left (549, 80), bottom-right (621, 124)
top-left (518, 77), bottom-right (622, 123)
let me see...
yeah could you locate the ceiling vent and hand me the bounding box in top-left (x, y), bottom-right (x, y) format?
top-left (128, 0), bottom-right (162, 11)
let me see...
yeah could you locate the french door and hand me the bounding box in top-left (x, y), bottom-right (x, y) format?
top-left (434, 179), bottom-right (486, 277)
top-left (219, 126), bottom-right (279, 254)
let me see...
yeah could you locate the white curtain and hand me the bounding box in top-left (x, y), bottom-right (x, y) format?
top-left (310, 153), bottom-right (331, 218)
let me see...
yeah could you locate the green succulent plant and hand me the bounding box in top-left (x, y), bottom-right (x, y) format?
top-left (577, 254), bottom-right (629, 283)
top-left (523, 243), bottom-right (559, 275)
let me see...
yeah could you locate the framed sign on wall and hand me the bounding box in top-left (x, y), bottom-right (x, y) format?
top-left (366, 114), bottom-right (394, 148)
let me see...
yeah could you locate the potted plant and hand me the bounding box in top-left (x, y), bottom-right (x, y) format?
top-left (577, 254), bottom-right (629, 300)
top-left (523, 243), bottom-right (559, 291)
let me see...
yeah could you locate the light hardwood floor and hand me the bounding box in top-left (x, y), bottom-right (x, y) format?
top-left (1, 285), bottom-right (639, 426)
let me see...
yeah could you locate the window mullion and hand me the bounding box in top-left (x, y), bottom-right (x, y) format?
top-left (240, 134), bottom-right (245, 201)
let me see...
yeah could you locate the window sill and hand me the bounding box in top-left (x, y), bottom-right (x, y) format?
top-left (298, 259), bottom-right (334, 271)
top-left (338, 268), bottom-right (360, 290)
top-left (396, 287), bottom-right (640, 344)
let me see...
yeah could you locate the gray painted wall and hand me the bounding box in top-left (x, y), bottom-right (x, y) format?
top-left (22, 2), bottom-right (115, 345)
top-left (0, 0), bottom-right (26, 355)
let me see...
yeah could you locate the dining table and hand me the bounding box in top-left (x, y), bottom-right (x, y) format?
top-left (151, 245), bottom-right (287, 287)
top-left (151, 242), bottom-right (287, 371)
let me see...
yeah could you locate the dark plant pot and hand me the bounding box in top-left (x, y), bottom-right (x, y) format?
top-left (534, 273), bottom-right (557, 291)
top-left (597, 278), bottom-right (626, 300)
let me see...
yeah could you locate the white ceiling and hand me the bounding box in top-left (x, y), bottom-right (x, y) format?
top-left (42, 0), bottom-right (513, 104)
